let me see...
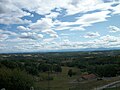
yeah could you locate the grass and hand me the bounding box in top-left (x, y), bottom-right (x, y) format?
top-left (104, 87), bottom-right (120, 90)
top-left (71, 76), bottom-right (120, 90)
top-left (35, 66), bottom-right (80, 90)
top-left (104, 84), bottom-right (120, 90)
top-left (34, 66), bottom-right (120, 90)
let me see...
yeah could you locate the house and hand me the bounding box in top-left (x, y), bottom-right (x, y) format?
top-left (81, 74), bottom-right (97, 80)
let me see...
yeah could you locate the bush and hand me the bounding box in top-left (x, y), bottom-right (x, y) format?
top-left (0, 68), bottom-right (34, 90)
top-left (53, 64), bottom-right (62, 72)
top-left (94, 64), bottom-right (119, 77)
top-left (1, 61), bottom-right (19, 69)
top-left (68, 69), bottom-right (73, 77)
top-left (24, 62), bottom-right (39, 76)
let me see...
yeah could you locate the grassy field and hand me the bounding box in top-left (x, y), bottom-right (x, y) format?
top-left (104, 84), bottom-right (120, 90)
top-left (35, 67), bottom-right (80, 90)
top-left (104, 87), bottom-right (120, 90)
top-left (72, 76), bottom-right (120, 90)
top-left (34, 66), bottom-right (120, 90)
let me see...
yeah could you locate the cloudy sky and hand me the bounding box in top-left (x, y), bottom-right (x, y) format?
top-left (0, 0), bottom-right (120, 53)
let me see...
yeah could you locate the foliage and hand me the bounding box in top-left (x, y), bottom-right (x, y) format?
top-left (94, 64), bottom-right (119, 77)
top-left (68, 69), bottom-right (73, 77)
top-left (53, 64), bottom-right (62, 72)
top-left (24, 62), bottom-right (39, 76)
top-left (0, 68), bottom-right (34, 90)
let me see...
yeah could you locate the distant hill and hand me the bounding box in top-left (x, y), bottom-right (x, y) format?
top-left (0, 47), bottom-right (120, 54)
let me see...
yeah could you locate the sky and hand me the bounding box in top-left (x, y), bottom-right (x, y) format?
top-left (0, 0), bottom-right (120, 53)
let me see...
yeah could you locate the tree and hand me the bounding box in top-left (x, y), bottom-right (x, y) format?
top-left (24, 62), bottom-right (39, 76)
top-left (94, 64), bottom-right (119, 77)
top-left (68, 69), bottom-right (73, 77)
top-left (38, 63), bottom-right (51, 72)
top-left (0, 68), bottom-right (34, 90)
top-left (53, 64), bottom-right (62, 73)
top-left (25, 66), bottom-right (39, 76)
top-left (1, 60), bottom-right (19, 69)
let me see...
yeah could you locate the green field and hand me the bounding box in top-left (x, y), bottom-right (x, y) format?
top-left (35, 67), bottom-right (80, 90)
top-left (35, 67), bottom-right (120, 90)
top-left (104, 87), bottom-right (120, 90)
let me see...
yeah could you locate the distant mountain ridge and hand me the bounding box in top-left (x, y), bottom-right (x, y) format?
top-left (0, 47), bottom-right (120, 54)
top-left (56, 47), bottom-right (120, 52)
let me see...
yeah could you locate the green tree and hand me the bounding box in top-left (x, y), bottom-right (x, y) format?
top-left (0, 68), bottom-right (34, 90)
top-left (1, 60), bottom-right (19, 69)
top-left (38, 63), bottom-right (51, 72)
top-left (24, 62), bottom-right (39, 76)
top-left (53, 64), bottom-right (62, 73)
top-left (95, 64), bottom-right (119, 77)
top-left (68, 69), bottom-right (73, 77)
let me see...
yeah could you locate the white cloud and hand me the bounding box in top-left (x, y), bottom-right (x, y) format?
top-left (59, 35), bottom-right (120, 49)
top-left (0, 34), bottom-right (9, 41)
top-left (0, 29), bottom-right (17, 36)
top-left (0, 0), bottom-right (114, 25)
top-left (56, 35), bottom-right (120, 49)
top-left (42, 29), bottom-right (58, 38)
top-left (0, 0), bottom-right (120, 53)
top-left (29, 18), bottom-right (53, 31)
top-left (64, 0), bottom-right (114, 15)
top-left (20, 32), bottom-right (35, 39)
top-left (43, 38), bottom-right (55, 42)
top-left (19, 32), bottom-right (43, 40)
top-left (0, 17), bottom-right (31, 25)
top-left (70, 26), bottom-right (85, 31)
top-left (12, 0), bottom-right (69, 15)
top-left (53, 10), bottom-right (111, 31)
top-left (0, 0), bottom-right (119, 31)
top-left (84, 32), bottom-right (100, 38)
top-left (46, 12), bottom-right (60, 18)
top-left (60, 33), bottom-right (69, 36)
top-left (42, 29), bottom-right (56, 34)
top-left (1, 34), bottom-right (120, 52)
top-left (100, 35), bottom-right (118, 42)
top-left (65, 0), bottom-right (102, 15)
top-left (0, 29), bottom-right (17, 41)
top-left (0, 0), bottom-right (119, 25)
top-left (0, 0), bottom-right (30, 17)
top-left (29, 17), bottom-right (59, 39)
top-left (0, 0), bottom-right (31, 25)
top-left (76, 11), bottom-right (111, 25)
top-left (8, 0), bottom-right (112, 16)
top-left (108, 25), bottom-right (120, 32)
top-left (50, 34), bottom-right (58, 38)
top-left (17, 26), bottom-right (31, 31)
top-left (112, 4), bottom-right (120, 15)
top-left (37, 34), bottom-right (44, 38)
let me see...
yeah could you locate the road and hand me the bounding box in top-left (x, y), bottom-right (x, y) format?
top-left (93, 80), bottom-right (120, 90)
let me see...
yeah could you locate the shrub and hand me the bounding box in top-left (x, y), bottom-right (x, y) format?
top-left (0, 68), bottom-right (34, 90)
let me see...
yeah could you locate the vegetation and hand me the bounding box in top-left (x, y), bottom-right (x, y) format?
top-left (68, 69), bottom-right (73, 77)
top-left (0, 50), bottom-right (120, 90)
top-left (0, 68), bottom-right (34, 90)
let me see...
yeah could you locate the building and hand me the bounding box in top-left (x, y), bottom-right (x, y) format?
top-left (81, 74), bottom-right (97, 80)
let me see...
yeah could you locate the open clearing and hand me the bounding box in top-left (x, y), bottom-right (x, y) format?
top-left (35, 67), bottom-right (120, 90)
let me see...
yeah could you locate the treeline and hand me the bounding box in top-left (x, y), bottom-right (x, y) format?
top-left (88, 64), bottom-right (120, 77)
top-left (0, 68), bottom-right (33, 90)
top-left (0, 60), bottom-right (62, 90)
top-left (65, 55), bottom-right (120, 77)
top-left (0, 60), bottom-right (62, 76)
